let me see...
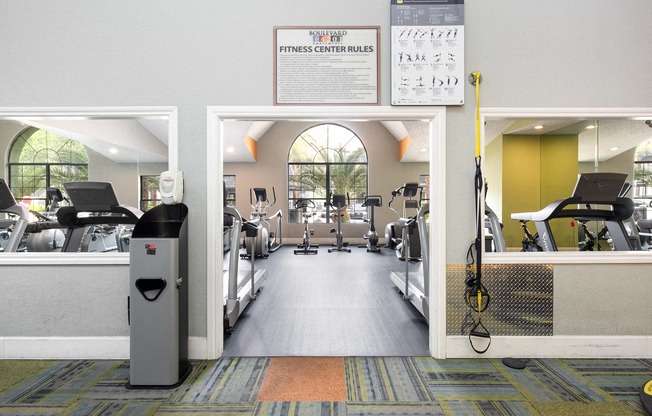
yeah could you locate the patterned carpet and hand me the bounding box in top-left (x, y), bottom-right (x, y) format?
top-left (0, 357), bottom-right (649, 415)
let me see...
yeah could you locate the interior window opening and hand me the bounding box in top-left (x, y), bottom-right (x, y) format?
top-left (483, 115), bottom-right (652, 254)
top-left (0, 112), bottom-right (172, 254)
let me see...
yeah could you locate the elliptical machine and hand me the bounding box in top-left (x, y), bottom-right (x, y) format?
top-left (294, 198), bottom-right (318, 255)
top-left (328, 193), bottom-right (351, 253)
top-left (358, 195), bottom-right (382, 252)
top-left (241, 187), bottom-right (283, 259)
top-left (385, 183), bottom-right (423, 260)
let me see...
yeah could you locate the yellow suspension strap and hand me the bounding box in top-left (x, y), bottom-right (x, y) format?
top-left (465, 71), bottom-right (491, 354)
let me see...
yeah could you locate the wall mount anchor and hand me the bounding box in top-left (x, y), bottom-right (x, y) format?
top-left (468, 73), bottom-right (482, 86)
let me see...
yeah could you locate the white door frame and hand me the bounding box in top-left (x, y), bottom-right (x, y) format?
top-left (206, 106), bottom-right (447, 358)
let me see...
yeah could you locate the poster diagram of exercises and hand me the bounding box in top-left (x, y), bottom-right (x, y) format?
top-left (391, 0), bottom-right (465, 106)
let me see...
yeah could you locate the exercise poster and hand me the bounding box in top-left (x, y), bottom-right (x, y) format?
top-left (274, 27), bottom-right (380, 105)
top-left (391, 0), bottom-right (465, 105)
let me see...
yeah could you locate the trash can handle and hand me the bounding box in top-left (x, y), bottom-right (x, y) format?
top-left (135, 278), bottom-right (167, 301)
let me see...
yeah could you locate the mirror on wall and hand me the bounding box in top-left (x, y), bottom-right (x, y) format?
top-left (484, 115), bottom-right (652, 253)
top-left (0, 112), bottom-right (170, 254)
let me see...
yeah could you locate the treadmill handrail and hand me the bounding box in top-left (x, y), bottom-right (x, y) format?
top-left (511, 196), bottom-right (634, 223)
top-left (56, 204), bottom-right (143, 227)
top-left (224, 206), bottom-right (242, 222)
top-left (417, 203), bottom-right (430, 298)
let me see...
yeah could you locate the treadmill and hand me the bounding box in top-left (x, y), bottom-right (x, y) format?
top-left (223, 205), bottom-right (268, 333)
top-left (0, 178), bottom-right (30, 252)
top-left (389, 202), bottom-right (430, 323)
top-left (56, 182), bottom-right (143, 252)
top-left (0, 179), bottom-right (67, 252)
top-left (511, 173), bottom-right (636, 251)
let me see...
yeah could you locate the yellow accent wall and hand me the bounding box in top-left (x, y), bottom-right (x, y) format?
top-left (484, 135), bottom-right (503, 220)
top-left (500, 134), bottom-right (578, 249)
top-left (540, 135), bottom-right (579, 248)
top-left (502, 135), bottom-right (541, 248)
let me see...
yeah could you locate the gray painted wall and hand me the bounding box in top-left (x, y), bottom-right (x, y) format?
top-left (1, 1), bottom-right (651, 340)
top-left (554, 264), bottom-right (651, 335)
top-left (0, 265), bottom-right (128, 336)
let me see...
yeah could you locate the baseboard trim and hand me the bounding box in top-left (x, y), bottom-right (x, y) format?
top-left (0, 336), bottom-right (208, 360)
top-left (446, 335), bottom-right (652, 359)
top-left (2, 335), bottom-right (648, 360)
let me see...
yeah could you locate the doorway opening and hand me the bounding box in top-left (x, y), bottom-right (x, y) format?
top-left (206, 106), bottom-right (446, 359)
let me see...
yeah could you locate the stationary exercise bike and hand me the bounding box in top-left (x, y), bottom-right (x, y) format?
top-left (358, 195), bottom-right (382, 252)
top-left (328, 193), bottom-right (351, 253)
top-left (294, 198), bottom-right (318, 255)
top-left (241, 187), bottom-right (283, 259)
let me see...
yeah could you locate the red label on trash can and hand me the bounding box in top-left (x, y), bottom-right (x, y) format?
top-left (145, 243), bottom-right (157, 255)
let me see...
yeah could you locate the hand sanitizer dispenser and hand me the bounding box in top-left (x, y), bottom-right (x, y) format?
top-left (160, 171), bottom-right (183, 205)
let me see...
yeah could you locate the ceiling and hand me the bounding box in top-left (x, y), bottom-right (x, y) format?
top-left (6, 117), bottom-right (429, 165)
top-left (9, 116), bottom-right (650, 166)
top-left (222, 120), bottom-right (430, 163)
top-left (485, 118), bottom-right (652, 162)
top-left (7, 117), bottom-right (169, 164)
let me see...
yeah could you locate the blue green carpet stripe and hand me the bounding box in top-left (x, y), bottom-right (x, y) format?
top-left (84, 361), bottom-right (175, 401)
top-left (0, 404), bottom-right (68, 415)
top-left (0, 361), bottom-right (118, 405)
top-left (346, 401), bottom-right (444, 415)
top-left (527, 359), bottom-right (612, 402)
top-left (254, 401), bottom-right (345, 416)
top-left (171, 357), bottom-right (269, 403)
top-left (413, 358), bottom-right (523, 400)
top-left (63, 399), bottom-right (161, 415)
top-left (157, 403), bottom-right (255, 414)
top-left (345, 357), bottom-right (433, 402)
top-left (439, 399), bottom-right (539, 415)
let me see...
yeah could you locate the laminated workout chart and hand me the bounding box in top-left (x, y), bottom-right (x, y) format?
top-left (391, 0), bottom-right (465, 105)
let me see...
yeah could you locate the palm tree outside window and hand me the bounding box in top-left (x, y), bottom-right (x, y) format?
top-left (8, 127), bottom-right (88, 212)
top-left (288, 124), bottom-right (368, 224)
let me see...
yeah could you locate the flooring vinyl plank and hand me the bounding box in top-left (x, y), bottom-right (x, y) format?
top-left (223, 246), bottom-right (429, 356)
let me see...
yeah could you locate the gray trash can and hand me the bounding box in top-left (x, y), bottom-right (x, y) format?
top-left (126, 203), bottom-right (190, 389)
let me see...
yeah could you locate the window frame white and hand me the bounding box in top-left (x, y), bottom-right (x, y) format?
top-left (0, 106), bottom-right (178, 265)
top-left (481, 107), bottom-right (652, 264)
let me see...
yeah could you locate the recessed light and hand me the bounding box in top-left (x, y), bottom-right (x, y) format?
top-left (109, 148), bottom-right (118, 154)
top-left (226, 146), bottom-right (235, 153)
top-left (534, 125), bottom-right (544, 130)
top-left (610, 147), bottom-right (619, 151)
top-left (585, 125), bottom-right (596, 130)
top-left (420, 147), bottom-right (428, 153)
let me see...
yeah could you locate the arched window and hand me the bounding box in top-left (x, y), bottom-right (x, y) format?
top-left (287, 124), bottom-right (368, 223)
top-left (8, 127), bottom-right (88, 211)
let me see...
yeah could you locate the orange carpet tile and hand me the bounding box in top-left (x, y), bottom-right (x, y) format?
top-left (256, 357), bottom-right (347, 402)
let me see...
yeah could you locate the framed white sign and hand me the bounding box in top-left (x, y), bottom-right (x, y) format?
top-left (274, 27), bottom-right (380, 105)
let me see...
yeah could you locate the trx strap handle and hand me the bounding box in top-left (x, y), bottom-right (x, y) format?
top-left (469, 320), bottom-right (491, 354)
top-left (466, 71), bottom-right (491, 354)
